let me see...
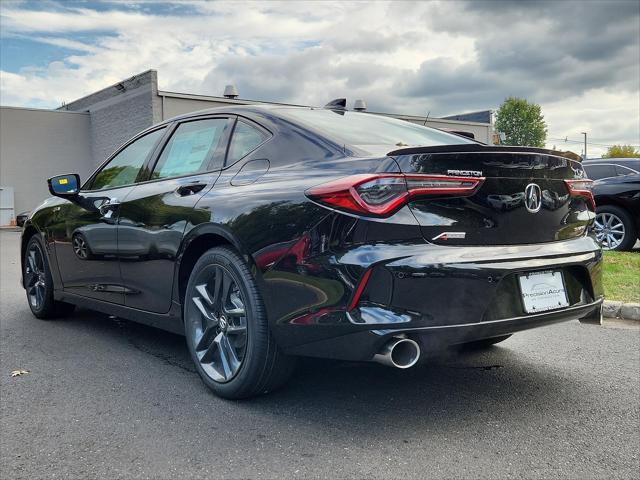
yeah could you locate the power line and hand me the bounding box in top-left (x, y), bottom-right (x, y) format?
top-left (548, 132), bottom-right (639, 143)
top-left (547, 136), bottom-right (640, 148)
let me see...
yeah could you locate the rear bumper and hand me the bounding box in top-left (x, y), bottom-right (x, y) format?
top-left (266, 235), bottom-right (603, 360)
top-left (284, 298), bottom-right (603, 361)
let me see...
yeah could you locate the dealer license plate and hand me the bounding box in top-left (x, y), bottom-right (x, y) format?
top-left (518, 270), bottom-right (569, 314)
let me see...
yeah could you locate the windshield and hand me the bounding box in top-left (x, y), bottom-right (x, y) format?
top-left (277, 108), bottom-right (475, 147)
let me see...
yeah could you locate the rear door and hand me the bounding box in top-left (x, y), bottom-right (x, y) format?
top-left (117, 116), bottom-right (233, 313)
top-left (391, 145), bottom-right (594, 245)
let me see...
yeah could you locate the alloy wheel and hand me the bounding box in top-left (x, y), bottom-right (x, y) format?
top-left (186, 264), bottom-right (248, 383)
top-left (25, 243), bottom-right (47, 310)
top-left (594, 212), bottom-right (626, 250)
top-left (72, 235), bottom-right (89, 259)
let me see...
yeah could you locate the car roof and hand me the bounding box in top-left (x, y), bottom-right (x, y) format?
top-left (160, 104), bottom-right (312, 125)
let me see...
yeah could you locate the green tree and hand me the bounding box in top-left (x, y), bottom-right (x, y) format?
top-left (495, 97), bottom-right (547, 147)
top-left (602, 144), bottom-right (640, 158)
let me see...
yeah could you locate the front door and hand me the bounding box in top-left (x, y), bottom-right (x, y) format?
top-left (52, 126), bottom-right (167, 303)
top-left (117, 117), bottom-right (232, 313)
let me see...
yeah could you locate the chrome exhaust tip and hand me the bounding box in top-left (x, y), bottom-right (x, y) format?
top-left (373, 337), bottom-right (421, 369)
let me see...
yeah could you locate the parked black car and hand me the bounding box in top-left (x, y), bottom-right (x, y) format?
top-left (21, 104), bottom-right (603, 398)
top-left (583, 158), bottom-right (640, 250)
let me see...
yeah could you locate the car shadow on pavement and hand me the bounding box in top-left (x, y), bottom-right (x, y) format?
top-left (57, 308), bottom-right (580, 438)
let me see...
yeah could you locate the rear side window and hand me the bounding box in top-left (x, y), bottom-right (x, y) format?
top-left (584, 164), bottom-right (616, 180)
top-left (151, 118), bottom-right (229, 180)
top-left (89, 127), bottom-right (166, 190)
top-left (226, 121), bottom-right (269, 165)
top-left (615, 165), bottom-right (637, 176)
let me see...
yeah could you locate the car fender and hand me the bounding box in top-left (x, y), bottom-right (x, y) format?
top-left (172, 221), bottom-right (264, 304)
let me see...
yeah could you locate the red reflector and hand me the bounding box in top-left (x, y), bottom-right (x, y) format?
top-left (564, 179), bottom-right (595, 211)
top-left (348, 268), bottom-right (373, 311)
top-left (306, 174), bottom-right (484, 216)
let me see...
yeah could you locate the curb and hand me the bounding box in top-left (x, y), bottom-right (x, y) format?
top-left (603, 300), bottom-right (640, 321)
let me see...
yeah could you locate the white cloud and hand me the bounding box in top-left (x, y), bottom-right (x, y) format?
top-left (544, 89), bottom-right (640, 157)
top-left (0, 0), bottom-right (638, 156)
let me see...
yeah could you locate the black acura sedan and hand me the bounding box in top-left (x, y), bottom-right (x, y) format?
top-left (21, 102), bottom-right (603, 398)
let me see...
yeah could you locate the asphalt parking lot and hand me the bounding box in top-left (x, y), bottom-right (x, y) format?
top-left (1, 229), bottom-right (639, 479)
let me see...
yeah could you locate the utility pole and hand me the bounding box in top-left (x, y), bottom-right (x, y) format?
top-left (581, 132), bottom-right (587, 160)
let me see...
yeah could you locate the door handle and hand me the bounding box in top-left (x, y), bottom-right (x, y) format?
top-left (175, 183), bottom-right (207, 197)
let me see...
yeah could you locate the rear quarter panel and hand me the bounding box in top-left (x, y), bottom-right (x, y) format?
top-left (185, 115), bottom-right (418, 336)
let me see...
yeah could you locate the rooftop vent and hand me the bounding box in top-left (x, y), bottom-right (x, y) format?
top-left (223, 84), bottom-right (239, 99)
top-left (353, 99), bottom-right (367, 111)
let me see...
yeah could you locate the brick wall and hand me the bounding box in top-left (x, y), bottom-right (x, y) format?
top-left (61, 70), bottom-right (159, 165)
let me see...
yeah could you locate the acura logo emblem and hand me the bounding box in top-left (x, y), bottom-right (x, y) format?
top-left (524, 183), bottom-right (542, 213)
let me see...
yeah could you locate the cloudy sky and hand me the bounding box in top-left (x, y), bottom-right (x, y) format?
top-left (1, 0), bottom-right (639, 156)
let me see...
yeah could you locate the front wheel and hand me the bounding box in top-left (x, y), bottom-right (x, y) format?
top-left (184, 246), bottom-right (295, 399)
top-left (24, 235), bottom-right (75, 319)
top-left (72, 233), bottom-right (93, 260)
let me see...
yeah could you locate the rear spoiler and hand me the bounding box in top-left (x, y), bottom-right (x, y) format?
top-left (386, 144), bottom-right (581, 162)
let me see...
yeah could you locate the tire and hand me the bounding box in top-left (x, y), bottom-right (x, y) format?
top-left (459, 334), bottom-right (512, 350)
top-left (594, 205), bottom-right (637, 251)
top-left (23, 235), bottom-right (76, 319)
top-left (184, 246), bottom-right (296, 399)
top-left (71, 232), bottom-right (93, 260)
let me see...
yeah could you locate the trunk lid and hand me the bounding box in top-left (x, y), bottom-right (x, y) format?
top-left (389, 145), bottom-right (594, 245)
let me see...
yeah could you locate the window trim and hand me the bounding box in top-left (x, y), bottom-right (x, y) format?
top-left (80, 113), bottom-right (274, 192)
top-left (223, 116), bottom-right (272, 168)
top-left (81, 125), bottom-right (170, 193)
top-left (143, 115), bottom-right (234, 183)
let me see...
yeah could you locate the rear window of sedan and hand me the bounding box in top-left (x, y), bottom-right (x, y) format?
top-left (277, 108), bottom-right (474, 147)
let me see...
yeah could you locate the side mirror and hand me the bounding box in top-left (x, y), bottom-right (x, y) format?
top-left (48, 174), bottom-right (80, 197)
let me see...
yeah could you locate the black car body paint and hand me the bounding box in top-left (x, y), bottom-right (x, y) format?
top-left (21, 106), bottom-right (604, 363)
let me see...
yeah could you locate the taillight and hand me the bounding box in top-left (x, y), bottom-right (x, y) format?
top-left (564, 179), bottom-right (595, 211)
top-left (306, 174), bottom-right (484, 216)
top-left (404, 175), bottom-right (485, 196)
